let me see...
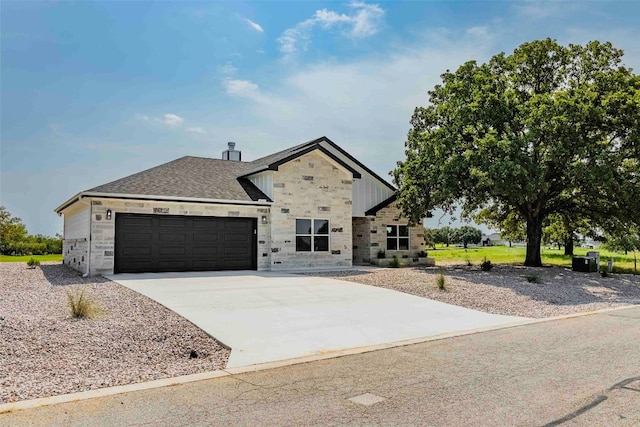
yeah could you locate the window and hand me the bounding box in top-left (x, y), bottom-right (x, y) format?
top-left (296, 219), bottom-right (329, 252)
top-left (386, 225), bottom-right (409, 250)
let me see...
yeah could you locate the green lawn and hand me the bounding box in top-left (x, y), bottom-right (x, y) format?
top-left (0, 254), bottom-right (63, 263)
top-left (427, 245), bottom-right (637, 274)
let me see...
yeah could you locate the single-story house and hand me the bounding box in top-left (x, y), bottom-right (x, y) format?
top-left (55, 137), bottom-right (426, 275)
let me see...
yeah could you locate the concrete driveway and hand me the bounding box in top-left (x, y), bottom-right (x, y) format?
top-left (108, 270), bottom-right (525, 368)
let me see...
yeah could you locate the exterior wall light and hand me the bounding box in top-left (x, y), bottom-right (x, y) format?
top-left (261, 215), bottom-right (268, 224)
top-left (106, 209), bottom-right (112, 220)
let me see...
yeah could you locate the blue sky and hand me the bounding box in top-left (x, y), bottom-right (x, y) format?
top-left (2, 1), bottom-right (639, 236)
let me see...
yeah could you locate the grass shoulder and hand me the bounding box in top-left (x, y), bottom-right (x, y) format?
top-left (427, 245), bottom-right (636, 274)
top-left (0, 254), bottom-right (63, 263)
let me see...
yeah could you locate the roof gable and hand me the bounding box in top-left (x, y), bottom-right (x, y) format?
top-left (242, 139), bottom-right (361, 179)
top-left (56, 136), bottom-right (396, 214)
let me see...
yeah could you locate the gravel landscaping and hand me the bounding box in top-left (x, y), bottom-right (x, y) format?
top-left (3, 261), bottom-right (639, 405)
top-left (0, 263), bottom-right (229, 404)
top-left (305, 265), bottom-right (640, 318)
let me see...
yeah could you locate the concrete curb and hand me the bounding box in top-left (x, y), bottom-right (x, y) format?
top-left (1, 303), bottom-right (636, 414)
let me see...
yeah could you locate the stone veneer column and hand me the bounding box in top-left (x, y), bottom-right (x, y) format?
top-left (269, 150), bottom-right (353, 269)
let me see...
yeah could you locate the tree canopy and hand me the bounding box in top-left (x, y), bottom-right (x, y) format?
top-left (393, 39), bottom-right (640, 266)
top-left (450, 226), bottom-right (482, 248)
top-left (0, 206), bottom-right (27, 251)
top-left (0, 206), bottom-right (62, 255)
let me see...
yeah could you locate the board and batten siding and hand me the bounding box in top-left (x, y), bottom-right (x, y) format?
top-left (316, 140), bottom-right (395, 216)
top-left (248, 171), bottom-right (274, 201)
top-left (351, 173), bottom-right (395, 217)
top-left (64, 204), bottom-right (90, 239)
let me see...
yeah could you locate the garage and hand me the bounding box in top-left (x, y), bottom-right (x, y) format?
top-left (114, 214), bottom-right (257, 274)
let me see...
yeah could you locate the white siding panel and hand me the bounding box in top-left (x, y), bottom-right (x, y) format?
top-left (64, 205), bottom-right (90, 239)
top-left (351, 173), bottom-right (394, 216)
top-left (317, 140), bottom-right (395, 216)
top-left (248, 171), bottom-right (274, 201)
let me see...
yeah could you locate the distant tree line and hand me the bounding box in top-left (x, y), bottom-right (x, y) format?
top-left (0, 206), bottom-right (62, 255)
top-left (424, 226), bottom-right (482, 249)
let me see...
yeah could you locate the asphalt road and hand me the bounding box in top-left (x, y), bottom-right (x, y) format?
top-left (2, 306), bottom-right (639, 426)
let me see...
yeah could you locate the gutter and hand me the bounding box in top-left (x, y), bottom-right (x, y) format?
top-left (55, 192), bottom-right (273, 214)
top-left (77, 197), bottom-right (92, 278)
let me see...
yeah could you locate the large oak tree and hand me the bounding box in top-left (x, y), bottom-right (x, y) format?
top-left (393, 39), bottom-right (640, 266)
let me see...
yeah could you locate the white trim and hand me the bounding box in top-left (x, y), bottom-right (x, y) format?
top-left (55, 192), bottom-right (272, 213)
top-left (295, 218), bottom-right (330, 253)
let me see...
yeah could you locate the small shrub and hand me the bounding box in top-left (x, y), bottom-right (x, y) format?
top-left (524, 274), bottom-right (540, 283)
top-left (418, 250), bottom-right (428, 257)
top-left (465, 256), bottom-right (472, 266)
top-left (377, 250), bottom-right (386, 259)
top-left (26, 257), bottom-right (40, 268)
top-left (480, 257), bottom-right (493, 271)
top-left (66, 291), bottom-right (100, 319)
top-left (600, 266), bottom-right (610, 278)
top-left (436, 272), bottom-right (446, 290)
top-left (389, 255), bottom-right (401, 268)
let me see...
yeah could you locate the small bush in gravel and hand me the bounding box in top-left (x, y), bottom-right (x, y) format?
top-left (480, 257), bottom-right (493, 271)
top-left (377, 250), bottom-right (386, 259)
top-left (465, 256), bottom-right (472, 266)
top-left (600, 267), bottom-right (610, 278)
top-left (67, 290), bottom-right (101, 319)
top-left (389, 256), bottom-right (401, 268)
top-left (524, 274), bottom-right (540, 283)
top-left (436, 272), bottom-right (447, 290)
top-left (26, 257), bottom-right (40, 268)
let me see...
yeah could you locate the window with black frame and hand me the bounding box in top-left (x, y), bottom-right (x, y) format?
top-left (386, 225), bottom-right (409, 250)
top-left (296, 219), bottom-right (329, 252)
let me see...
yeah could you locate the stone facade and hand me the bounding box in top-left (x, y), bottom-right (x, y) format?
top-left (62, 238), bottom-right (88, 274)
top-left (84, 198), bottom-right (271, 275)
top-left (352, 217), bottom-right (371, 264)
top-left (59, 150), bottom-right (395, 275)
top-left (352, 201), bottom-right (425, 264)
top-left (269, 150), bottom-right (353, 269)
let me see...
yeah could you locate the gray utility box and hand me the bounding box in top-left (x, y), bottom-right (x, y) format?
top-left (586, 251), bottom-right (600, 270)
top-left (572, 256), bottom-right (598, 272)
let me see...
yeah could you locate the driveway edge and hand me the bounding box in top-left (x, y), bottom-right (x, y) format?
top-left (1, 303), bottom-right (636, 414)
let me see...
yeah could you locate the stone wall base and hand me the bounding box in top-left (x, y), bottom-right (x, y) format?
top-left (63, 239), bottom-right (88, 274)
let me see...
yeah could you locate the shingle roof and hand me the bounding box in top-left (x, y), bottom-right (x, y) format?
top-left (57, 136), bottom-right (380, 213)
top-left (87, 156), bottom-right (270, 202)
top-left (249, 139), bottom-right (317, 170)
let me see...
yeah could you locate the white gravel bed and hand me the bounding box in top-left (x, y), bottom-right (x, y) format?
top-left (304, 265), bottom-right (640, 318)
top-left (0, 263), bottom-right (229, 403)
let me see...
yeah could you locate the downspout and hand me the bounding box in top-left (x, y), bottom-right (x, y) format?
top-left (78, 197), bottom-right (92, 278)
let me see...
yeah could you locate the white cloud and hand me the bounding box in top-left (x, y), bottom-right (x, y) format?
top-left (347, 1), bottom-right (385, 37)
top-left (186, 127), bottom-right (206, 135)
top-left (245, 18), bottom-right (264, 33)
top-left (219, 62), bottom-right (237, 77)
top-left (514, 0), bottom-right (575, 19)
top-left (278, 1), bottom-right (384, 57)
top-left (162, 113), bottom-right (184, 127)
top-left (224, 79), bottom-right (260, 98)
top-left (219, 28), bottom-right (497, 177)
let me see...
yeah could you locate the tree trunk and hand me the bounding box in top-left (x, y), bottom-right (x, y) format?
top-left (564, 238), bottom-right (574, 256)
top-left (524, 216), bottom-right (543, 267)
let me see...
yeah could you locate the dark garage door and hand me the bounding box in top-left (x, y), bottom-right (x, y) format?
top-left (115, 214), bottom-right (257, 274)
